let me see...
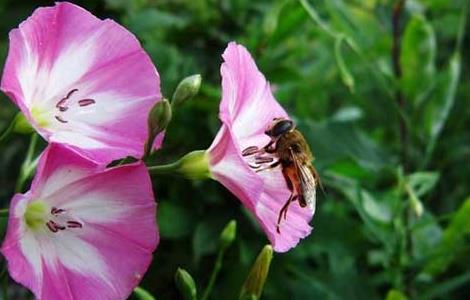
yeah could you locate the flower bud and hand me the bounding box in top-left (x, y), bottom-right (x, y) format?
top-left (178, 150), bottom-right (211, 180)
top-left (239, 245), bottom-right (273, 300)
top-left (133, 286), bottom-right (156, 300)
top-left (175, 268), bottom-right (197, 300)
top-left (171, 74), bottom-right (202, 107)
top-left (219, 220), bottom-right (237, 250)
top-left (145, 99), bottom-right (172, 156)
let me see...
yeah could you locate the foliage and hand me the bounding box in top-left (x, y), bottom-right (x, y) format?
top-left (0, 0), bottom-right (469, 299)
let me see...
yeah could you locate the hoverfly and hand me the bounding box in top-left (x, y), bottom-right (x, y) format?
top-left (242, 117), bottom-right (320, 233)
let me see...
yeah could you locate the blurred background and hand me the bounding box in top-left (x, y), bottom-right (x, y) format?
top-left (0, 0), bottom-right (469, 299)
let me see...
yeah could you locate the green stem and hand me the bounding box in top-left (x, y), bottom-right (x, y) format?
top-left (15, 134), bottom-right (39, 192)
top-left (147, 161), bottom-right (182, 176)
top-left (0, 118), bottom-right (16, 144)
top-left (201, 249), bottom-right (225, 300)
top-left (0, 209), bottom-right (8, 218)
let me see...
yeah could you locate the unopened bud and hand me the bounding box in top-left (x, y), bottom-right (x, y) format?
top-left (219, 220), bottom-right (237, 250)
top-left (145, 99), bottom-right (172, 156)
top-left (239, 245), bottom-right (273, 300)
top-left (133, 286), bottom-right (156, 300)
top-left (171, 74), bottom-right (202, 106)
top-left (175, 268), bottom-right (197, 300)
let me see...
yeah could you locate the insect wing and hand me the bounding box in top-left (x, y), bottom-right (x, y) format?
top-left (297, 163), bottom-right (317, 214)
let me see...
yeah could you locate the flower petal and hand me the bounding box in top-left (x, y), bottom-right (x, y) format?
top-left (219, 42), bottom-right (288, 147)
top-left (1, 144), bottom-right (158, 299)
top-left (1, 2), bottom-right (162, 163)
top-left (255, 171), bottom-right (313, 252)
top-left (207, 125), bottom-right (263, 212)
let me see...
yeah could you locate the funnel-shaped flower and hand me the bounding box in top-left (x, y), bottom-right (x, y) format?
top-left (1, 144), bottom-right (158, 299)
top-left (1, 2), bottom-right (162, 163)
top-left (207, 42), bottom-right (314, 252)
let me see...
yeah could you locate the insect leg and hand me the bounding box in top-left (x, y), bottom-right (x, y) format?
top-left (283, 195), bottom-right (299, 220)
top-left (277, 194), bottom-right (293, 234)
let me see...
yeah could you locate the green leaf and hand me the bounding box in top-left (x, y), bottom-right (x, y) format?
top-left (406, 172), bottom-right (439, 197)
top-left (424, 196), bottom-right (470, 275)
top-left (400, 14), bottom-right (436, 101)
top-left (422, 53), bottom-right (461, 167)
top-left (334, 35), bottom-right (355, 93)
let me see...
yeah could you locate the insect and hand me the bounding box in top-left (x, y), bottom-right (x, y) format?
top-left (242, 117), bottom-right (320, 233)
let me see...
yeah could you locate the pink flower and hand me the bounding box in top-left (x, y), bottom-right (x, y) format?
top-left (207, 42), bottom-right (314, 252)
top-left (1, 2), bottom-right (162, 163)
top-left (1, 143), bottom-right (158, 299)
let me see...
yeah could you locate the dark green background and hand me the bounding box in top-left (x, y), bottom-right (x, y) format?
top-left (0, 0), bottom-right (469, 299)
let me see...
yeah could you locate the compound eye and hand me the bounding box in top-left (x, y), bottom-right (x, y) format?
top-left (271, 120), bottom-right (293, 137)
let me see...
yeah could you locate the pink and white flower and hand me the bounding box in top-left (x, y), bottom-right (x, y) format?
top-left (1, 143), bottom-right (158, 300)
top-left (1, 2), bottom-right (162, 163)
top-left (207, 42), bottom-right (314, 252)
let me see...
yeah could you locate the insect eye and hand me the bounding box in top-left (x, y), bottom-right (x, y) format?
top-left (271, 120), bottom-right (294, 136)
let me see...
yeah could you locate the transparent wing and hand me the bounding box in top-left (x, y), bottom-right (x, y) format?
top-left (297, 163), bottom-right (317, 214)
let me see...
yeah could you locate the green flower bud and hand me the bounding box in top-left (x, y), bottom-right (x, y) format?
top-left (145, 99), bottom-right (172, 156)
top-left (171, 74), bottom-right (202, 107)
top-left (219, 220), bottom-right (237, 250)
top-left (133, 286), bottom-right (156, 300)
top-left (175, 268), bottom-right (197, 300)
top-left (239, 245), bottom-right (273, 300)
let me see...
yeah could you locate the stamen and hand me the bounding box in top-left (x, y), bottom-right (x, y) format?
top-left (242, 146), bottom-right (259, 156)
top-left (66, 221), bottom-right (83, 228)
top-left (54, 115), bottom-right (68, 123)
top-left (51, 207), bottom-right (65, 215)
top-left (255, 156), bottom-right (274, 164)
top-left (55, 89), bottom-right (78, 111)
top-left (248, 163), bottom-right (260, 169)
top-left (78, 99), bottom-right (96, 107)
top-left (46, 220), bottom-right (65, 232)
top-left (46, 221), bottom-right (58, 233)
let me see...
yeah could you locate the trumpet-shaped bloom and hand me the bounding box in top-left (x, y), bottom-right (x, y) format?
top-left (1, 144), bottom-right (158, 300)
top-left (207, 42), bottom-right (314, 252)
top-left (1, 2), bottom-right (162, 163)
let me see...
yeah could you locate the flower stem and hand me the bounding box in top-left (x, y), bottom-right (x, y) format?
top-left (15, 134), bottom-right (40, 192)
top-left (147, 160), bottom-right (182, 176)
top-left (201, 249), bottom-right (225, 300)
top-left (0, 209), bottom-right (8, 218)
top-left (147, 150), bottom-right (211, 180)
top-left (0, 118), bottom-right (16, 144)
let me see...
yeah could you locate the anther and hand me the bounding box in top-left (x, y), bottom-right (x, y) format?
top-left (56, 89), bottom-right (78, 111)
top-left (54, 115), bottom-right (68, 123)
top-left (242, 146), bottom-right (259, 156)
top-left (66, 221), bottom-right (83, 229)
top-left (78, 99), bottom-right (96, 107)
top-left (46, 220), bottom-right (65, 233)
top-left (51, 207), bottom-right (65, 215)
top-left (255, 156), bottom-right (274, 164)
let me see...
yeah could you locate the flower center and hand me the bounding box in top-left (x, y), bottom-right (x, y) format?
top-left (45, 206), bottom-right (83, 233)
top-left (24, 201), bottom-right (47, 230)
top-left (23, 201), bottom-right (83, 233)
top-left (54, 88), bottom-right (96, 124)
